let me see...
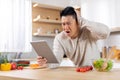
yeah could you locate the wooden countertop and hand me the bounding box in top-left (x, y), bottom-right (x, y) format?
top-left (0, 66), bottom-right (120, 80)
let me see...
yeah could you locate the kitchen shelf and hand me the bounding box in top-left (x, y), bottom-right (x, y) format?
top-left (33, 18), bottom-right (61, 24)
top-left (33, 33), bottom-right (56, 37)
top-left (32, 2), bottom-right (62, 37)
top-left (33, 2), bottom-right (63, 10)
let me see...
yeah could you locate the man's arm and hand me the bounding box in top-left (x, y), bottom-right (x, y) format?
top-left (53, 35), bottom-right (65, 63)
top-left (79, 17), bottom-right (110, 40)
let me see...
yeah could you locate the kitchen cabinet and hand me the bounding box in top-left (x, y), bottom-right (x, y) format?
top-left (32, 2), bottom-right (63, 37)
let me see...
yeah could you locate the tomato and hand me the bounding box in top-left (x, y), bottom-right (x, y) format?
top-left (79, 68), bottom-right (83, 72)
top-left (90, 66), bottom-right (93, 70)
top-left (11, 62), bottom-right (17, 70)
top-left (86, 67), bottom-right (90, 71)
top-left (76, 68), bottom-right (80, 72)
top-left (82, 68), bottom-right (87, 72)
top-left (80, 68), bottom-right (87, 72)
top-left (17, 66), bottom-right (23, 70)
top-left (76, 66), bottom-right (93, 72)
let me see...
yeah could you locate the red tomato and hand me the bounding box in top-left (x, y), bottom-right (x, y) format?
top-left (82, 68), bottom-right (87, 72)
top-left (80, 68), bottom-right (85, 72)
top-left (17, 66), bottom-right (23, 70)
top-left (85, 67), bottom-right (89, 71)
top-left (79, 68), bottom-right (82, 72)
top-left (11, 62), bottom-right (17, 70)
top-left (76, 66), bottom-right (93, 72)
top-left (76, 67), bottom-right (80, 72)
top-left (90, 66), bottom-right (93, 70)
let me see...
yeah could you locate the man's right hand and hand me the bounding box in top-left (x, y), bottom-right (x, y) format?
top-left (37, 56), bottom-right (47, 66)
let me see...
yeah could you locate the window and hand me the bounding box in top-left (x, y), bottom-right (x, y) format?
top-left (81, 0), bottom-right (120, 28)
top-left (0, 0), bottom-right (32, 52)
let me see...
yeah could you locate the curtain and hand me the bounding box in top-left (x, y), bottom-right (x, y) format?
top-left (81, 0), bottom-right (120, 28)
top-left (0, 0), bottom-right (32, 52)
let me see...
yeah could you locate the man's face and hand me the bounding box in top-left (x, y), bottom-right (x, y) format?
top-left (61, 15), bottom-right (78, 38)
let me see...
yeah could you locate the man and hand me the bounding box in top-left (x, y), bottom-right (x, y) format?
top-left (37, 6), bottom-right (110, 67)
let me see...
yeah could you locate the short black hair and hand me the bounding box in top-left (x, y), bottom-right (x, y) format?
top-left (60, 6), bottom-right (78, 24)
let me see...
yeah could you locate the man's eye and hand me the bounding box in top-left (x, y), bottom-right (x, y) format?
top-left (62, 23), bottom-right (65, 26)
top-left (66, 22), bottom-right (71, 25)
top-left (61, 22), bottom-right (71, 26)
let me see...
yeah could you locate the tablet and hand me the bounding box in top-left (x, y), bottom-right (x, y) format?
top-left (31, 40), bottom-right (59, 63)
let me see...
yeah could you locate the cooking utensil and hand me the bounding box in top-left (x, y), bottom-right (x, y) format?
top-left (102, 46), bottom-right (115, 70)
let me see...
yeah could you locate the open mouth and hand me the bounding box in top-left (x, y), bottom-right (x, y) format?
top-left (66, 31), bottom-right (70, 33)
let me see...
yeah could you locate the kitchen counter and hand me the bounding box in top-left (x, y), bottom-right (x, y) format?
top-left (0, 66), bottom-right (120, 80)
top-left (111, 27), bottom-right (120, 33)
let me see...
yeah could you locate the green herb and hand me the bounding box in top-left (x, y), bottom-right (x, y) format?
top-left (17, 64), bottom-right (29, 67)
top-left (93, 58), bottom-right (113, 71)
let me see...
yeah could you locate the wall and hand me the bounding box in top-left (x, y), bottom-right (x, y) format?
top-left (81, 0), bottom-right (120, 28)
top-left (105, 32), bottom-right (120, 48)
top-left (32, 0), bottom-right (70, 7)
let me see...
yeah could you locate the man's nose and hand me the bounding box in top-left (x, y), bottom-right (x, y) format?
top-left (63, 24), bottom-right (69, 30)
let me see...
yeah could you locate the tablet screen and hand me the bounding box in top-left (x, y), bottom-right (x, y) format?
top-left (31, 40), bottom-right (59, 63)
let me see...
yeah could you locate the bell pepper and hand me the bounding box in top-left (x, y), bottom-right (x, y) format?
top-left (0, 63), bottom-right (11, 71)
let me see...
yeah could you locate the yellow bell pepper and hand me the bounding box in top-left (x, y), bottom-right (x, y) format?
top-left (0, 63), bottom-right (11, 71)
